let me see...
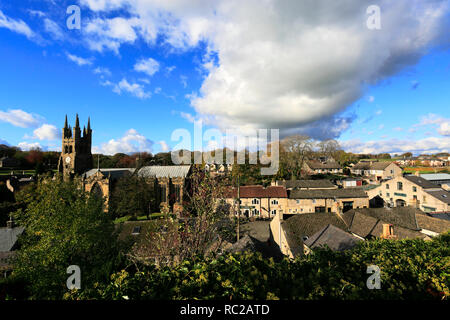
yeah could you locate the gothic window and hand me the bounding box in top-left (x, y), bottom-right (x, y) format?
top-left (160, 185), bottom-right (167, 202)
top-left (69, 146), bottom-right (73, 153)
top-left (175, 185), bottom-right (181, 203)
top-left (91, 183), bottom-right (103, 199)
top-left (65, 146), bottom-right (68, 153)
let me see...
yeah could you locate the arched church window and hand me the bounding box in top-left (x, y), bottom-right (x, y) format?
top-left (91, 183), bottom-right (103, 199)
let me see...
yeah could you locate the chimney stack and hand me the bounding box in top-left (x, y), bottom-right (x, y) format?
top-left (6, 216), bottom-right (14, 229)
top-left (381, 224), bottom-right (396, 239)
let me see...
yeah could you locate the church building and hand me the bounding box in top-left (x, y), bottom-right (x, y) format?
top-left (57, 115), bottom-right (190, 214)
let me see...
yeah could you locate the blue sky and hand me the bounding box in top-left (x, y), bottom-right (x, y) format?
top-left (0, 0), bottom-right (449, 155)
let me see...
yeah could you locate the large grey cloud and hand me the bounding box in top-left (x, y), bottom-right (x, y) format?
top-left (80, 0), bottom-right (450, 140)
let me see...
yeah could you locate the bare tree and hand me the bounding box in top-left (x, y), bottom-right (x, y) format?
top-left (280, 135), bottom-right (313, 179)
top-left (128, 168), bottom-right (229, 268)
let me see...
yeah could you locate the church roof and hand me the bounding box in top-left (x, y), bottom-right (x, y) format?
top-left (83, 168), bottom-right (135, 179)
top-left (138, 165), bottom-right (191, 178)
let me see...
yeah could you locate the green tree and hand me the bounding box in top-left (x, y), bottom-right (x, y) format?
top-left (109, 174), bottom-right (155, 219)
top-left (11, 177), bottom-right (121, 299)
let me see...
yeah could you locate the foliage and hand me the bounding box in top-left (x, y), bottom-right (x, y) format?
top-left (67, 233), bottom-right (450, 300)
top-left (10, 177), bottom-right (123, 299)
top-left (109, 174), bottom-right (156, 219)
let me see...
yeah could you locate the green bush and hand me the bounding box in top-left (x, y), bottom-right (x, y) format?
top-left (66, 232), bottom-right (450, 300)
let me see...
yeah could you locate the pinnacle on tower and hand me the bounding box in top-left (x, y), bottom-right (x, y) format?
top-left (75, 114), bottom-right (80, 128)
top-left (87, 117), bottom-right (91, 131)
top-left (64, 115), bottom-right (68, 128)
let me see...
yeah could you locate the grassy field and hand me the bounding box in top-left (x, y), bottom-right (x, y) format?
top-left (403, 166), bottom-right (450, 174)
top-left (114, 212), bottom-right (165, 224)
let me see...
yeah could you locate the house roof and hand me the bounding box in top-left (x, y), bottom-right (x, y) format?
top-left (279, 179), bottom-right (336, 189)
top-left (289, 188), bottom-right (368, 199)
top-left (225, 185), bottom-right (288, 198)
top-left (342, 207), bottom-right (430, 240)
top-left (415, 213), bottom-right (450, 234)
top-left (424, 189), bottom-right (450, 205)
top-left (306, 160), bottom-right (342, 169)
top-left (303, 224), bottom-right (361, 251)
top-left (84, 168), bottom-right (135, 180)
top-left (428, 212), bottom-right (450, 221)
top-left (343, 207), bottom-right (420, 231)
top-left (352, 161), bottom-right (394, 170)
top-left (404, 175), bottom-right (438, 189)
top-left (0, 226), bottom-right (24, 252)
top-left (138, 165), bottom-right (191, 178)
top-left (420, 173), bottom-right (450, 181)
top-left (282, 212), bottom-right (348, 251)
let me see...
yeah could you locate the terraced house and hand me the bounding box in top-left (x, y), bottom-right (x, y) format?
top-left (225, 185), bottom-right (288, 219)
top-left (302, 158), bottom-right (343, 175)
top-left (350, 161), bottom-right (402, 182)
top-left (286, 188), bottom-right (369, 215)
top-left (366, 175), bottom-right (450, 213)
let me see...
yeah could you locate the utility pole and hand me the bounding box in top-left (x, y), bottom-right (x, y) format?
top-left (236, 174), bottom-right (240, 242)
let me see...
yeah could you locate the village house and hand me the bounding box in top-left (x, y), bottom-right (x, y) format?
top-left (302, 158), bottom-right (343, 175)
top-left (286, 188), bottom-right (369, 215)
top-left (273, 179), bottom-right (337, 190)
top-left (365, 175), bottom-right (450, 213)
top-left (269, 211), bottom-right (352, 258)
top-left (341, 177), bottom-right (363, 188)
top-left (342, 207), bottom-right (450, 240)
top-left (225, 185), bottom-right (288, 219)
top-left (350, 161), bottom-right (402, 182)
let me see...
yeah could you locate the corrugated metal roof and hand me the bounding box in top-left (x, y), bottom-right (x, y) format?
top-left (138, 165), bottom-right (191, 178)
top-left (420, 173), bottom-right (450, 181)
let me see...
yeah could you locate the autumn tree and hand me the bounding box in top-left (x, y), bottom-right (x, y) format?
top-left (280, 135), bottom-right (313, 179)
top-left (11, 178), bottom-right (121, 299)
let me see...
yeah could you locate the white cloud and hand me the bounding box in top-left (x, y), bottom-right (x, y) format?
top-left (415, 113), bottom-right (450, 136)
top-left (368, 96), bottom-right (375, 103)
top-left (77, 0), bottom-right (450, 139)
top-left (110, 78), bottom-right (151, 99)
top-left (180, 75), bottom-right (188, 88)
top-left (66, 53), bottom-right (93, 66)
top-left (0, 10), bottom-right (36, 40)
top-left (341, 136), bottom-right (450, 155)
top-left (18, 141), bottom-right (43, 151)
top-left (158, 140), bottom-right (170, 152)
top-left (438, 121), bottom-right (450, 136)
top-left (44, 18), bottom-right (64, 40)
top-left (93, 66), bottom-right (112, 77)
top-left (32, 124), bottom-right (61, 141)
top-left (0, 109), bottom-right (41, 128)
top-left (134, 57), bottom-right (160, 76)
top-left (94, 129), bottom-right (154, 155)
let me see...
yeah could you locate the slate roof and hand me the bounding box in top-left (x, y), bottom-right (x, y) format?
top-left (343, 207), bottom-right (420, 231)
top-left (415, 213), bottom-right (450, 234)
top-left (428, 212), bottom-right (450, 221)
top-left (0, 226), bottom-right (24, 252)
top-left (289, 188), bottom-right (368, 199)
top-left (282, 212), bottom-right (348, 248)
top-left (425, 189), bottom-right (450, 205)
top-left (138, 165), bottom-right (191, 178)
top-left (352, 161), bottom-right (392, 170)
top-left (342, 208), bottom-right (429, 240)
top-left (225, 185), bottom-right (288, 198)
top-left (279, 179), bottom-right (337, 189)
top-left (84, 168), bottom-right (135, 179)
top-left (404, 175), bottom-right (438, 189)
top-left (304, 224), bottom-right (361, 251)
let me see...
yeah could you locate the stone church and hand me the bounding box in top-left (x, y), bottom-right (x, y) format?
top-left (57, 115), bottom-right (191, 214)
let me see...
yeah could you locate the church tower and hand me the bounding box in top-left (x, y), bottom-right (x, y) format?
top-left (58, 114), bottom-right (93, 179)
